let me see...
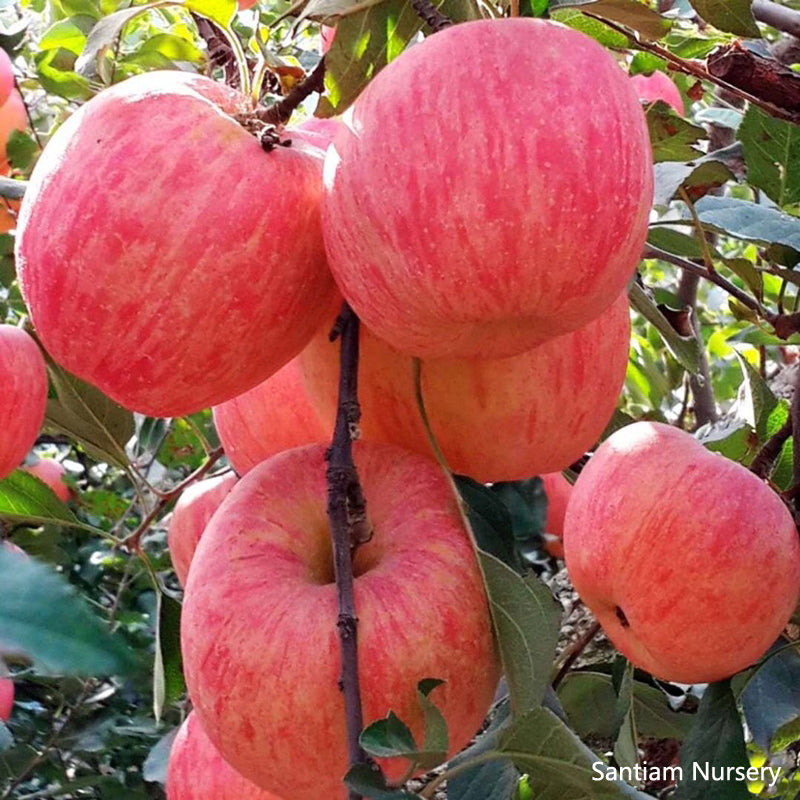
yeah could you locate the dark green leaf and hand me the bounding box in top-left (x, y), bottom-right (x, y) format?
top-left (693, 195), bottom-right (800, 251)
top-left (0, 20), bottom-right (28, 52)
top-left (696, 418), bottom-right (756, 463)
top-left (344, 762), bottom-right (417, 798)
top-left (611, 660), bottom-right (637, 771)
top-left (646, 102), bottom-right (706, 162)
top-left (153, 592), bottom-right (184, 721)
top-left (490, 478), bottom-right (547, 543)
top-left (45, 358), bottom-right (135, 470)
top-left (0, 469), bottom-right (90, 532)
top-left (739, 105), bottom-right (800, 207)
top-left (417, 679), bottom-right (448, 766)
top-left (361, 711), bottom-right (417, 759)
top-left (478, 551), bottom-right (561, 716)
top-left (520, 0), bottom-right (549, 17)
top-left (647, 227), bottom-right (704, 259)
top-left (688, 0), bottom-right (760, 37)
top-left (6, 130), bottom-right (39, 172)
top-left (629, 281), bottom-right (702, 373)
top-left (672, 680), bottom-right (750, 800)
top-left (652, 158), bottom-right (732, 208)
top-left (556, 0), bottom-right (670, 41)
top-left (0, 547), bottom-right (138, 675)
top-left (741, 640), bottom-right (800, 752)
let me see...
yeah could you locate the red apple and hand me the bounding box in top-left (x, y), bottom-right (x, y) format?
top-left (0, 677), bottom-right (12, 721)
top-left (0, 50), bottom-right (14, 109)
top-left (564, 421), bottom-right (800, 684)
top-left (213, 358), bottom-right (331, 475)
top-left (321, 25), bottom-right (336, 54)
top-left (0, 90), bottom-right (26, 174)
top-left (541, 472), bottom-right (572, 559)
top-left (22, 458), bottom-right (70, 502)
top-left (0, 325), bottom-right (47, 479)
top-left (238, 0), bottom-right (258, 8)
top-left (322, 18), bottom-right (652, 359)
top-left (167, 712), bottom-right (282, 800)
top-left (288, 116), bottom-right (340, 151)
top-left (630, 70), bottom-right (685, 115)
top-left (167, 473), bottom-right (237, 586)
top-left (300, 292), bottom-right (630, 483)
top-left (182, 443), bottom-right (500, 799)
top-left (16, 71), bottom-right (337, 417)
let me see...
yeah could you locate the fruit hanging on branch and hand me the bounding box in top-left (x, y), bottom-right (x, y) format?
top-left (181, 443), bottom-right (500, 800)
top-left (564, 421), bottom-right (800, 684)
top-left (0, 325), bottom-right (47, 479)
top-left (301, 292), bottom-right (631, 482)
top-left (322, 18), bottom-right (652, 360)
top-left (629, 70), bottom-right (685, 115)
top-left (16, 71), bottom-right (337, 418)
top-left (21, 457), bottom-right (70, 502)
top-left (167, 712), bottom-right (282, 800)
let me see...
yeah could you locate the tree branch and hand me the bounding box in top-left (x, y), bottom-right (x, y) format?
top-left (258, 58), bottom-right (327, 127)
top-left (325, 301), bottom-right (370, 799)
top-left (410, 0), bottom-right (453, 33)
top-left (752, 0), bottom-right (800, 38)
top-left (751, 418), bottom-right (792, 479)
top-left (552, 620), bottom-right (602, 690)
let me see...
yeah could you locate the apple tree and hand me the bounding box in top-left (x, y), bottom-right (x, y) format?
top-left (0, 0), bottom-right (799, 798)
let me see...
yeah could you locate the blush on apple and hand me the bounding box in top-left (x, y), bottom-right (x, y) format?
top-left (181, 443), bottom-right (500, 799)
top-left (630, 70), bottom-right (685, 115)
top-left (564, 421), bottom-right (800, 684)
top-left (0, 677), bottom-right (12, 721)
top-left (540, 473), bottom-right (572, 559)
top-left (22, 458), bottom-right (70, 502)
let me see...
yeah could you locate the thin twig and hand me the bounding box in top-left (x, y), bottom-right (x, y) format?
top-left (750, 418), bottom-right (792, 479)
top-left (552, 620), bottom-right (602, 690)
top-left (258, 58), bottom-right (327, 127)
top-left (325, 301), bottom-right (370, 800)
top-left (410, 0), bottom-right (453, 32)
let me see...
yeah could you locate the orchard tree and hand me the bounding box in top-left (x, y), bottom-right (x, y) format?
top-left (1, 0), bottom-right (800, 798)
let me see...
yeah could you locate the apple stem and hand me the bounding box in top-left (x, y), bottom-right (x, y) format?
top-left (325, 301), bottom-right (371, 799)
top-left (410, 0), bottom-right (453, 34)
top-left (551, 619), bottom-right (602, 690)
top-left (258, 58), bottom-right (327, 127)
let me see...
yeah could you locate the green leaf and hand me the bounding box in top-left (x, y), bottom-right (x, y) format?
top-left (153, 592), bottom-right (184, 722)
top-left (652, 158), bottom-right (732, 207)
top-left (692, 195), bottom-right (800, 251)
top-left (38, 15), bottom-right (95, 54)
top-left (45, 358), bottom-right (135, 470)
top-left (733, 350), bottom-right (778, 439)
top-left (138, 32), bottom-right (204, 64)
top-left (183, 0), bottom-right (236, 27)
top-left (478, 552), bottom-right (561, 716)
top-left (741, 640), bottom-right (800, 752)
top-left (0, 547), bottom-right (138, 675)
top-left (455, 476), bottom-right (519, 571)
top-left (417, 679), bottom-right (448, 766)
top-left (672, 680), bottom-right (750, 800)
top-left (361, 711), bottom-right (418, 759)
top-left (688, 0), bottom-right (760, 37)
top-left (0, 470), bottom-right (90, 532)
top-left (696, 418), bottom-right (757, 463)
top-left (647, 227), bottom-right (704, 259)
top-left (344, 763), bottom-right (417, 798)
top-left (34, 48), bottom-right (93, 100)
top-left (555, 0), bottom-right (670, 41)
top-left (646, 102), bottom-right (706, 162)
top-left (501, 707), bottom-right (653, 799)
top-left (739, 105), bottom-right (800, 207)
top-left (490, 478), bottom-right (548, 543)
top-left (611, 660), bottom-right (637, 772)
top-left (549, 7), bottom-right (629, 47)
top-left (6, 131), bottom-right (39, 173)
top-left (629, 281), bottom-right (702, 373)
top-left (559, 671), bottom-right (693, 740)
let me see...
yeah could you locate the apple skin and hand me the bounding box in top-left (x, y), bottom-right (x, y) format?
top-left (167, 473), bottom-right (237, 586)
top-left (300, 292), bottom-right (630, 483)
top-left (322, 18), bottom-right (652, 360)
top-left (321, 25), bottom-right (336, 54)
top-left (182, 443), bottom-right (500, 799)
top-left (167, 712), bottom-right (283, 800)
top-left (22, 458), bottom-right (70, 502)
top-left (563, 421), bottom-right (800, 684)
top-left (16, 71), bottom-right (337, 418)
top-left (0, 325), bottom-right (47, 479)
top-left (0, 50), bottom-right (14, 109)
top-left (213, 358), bottom-right (332, 475)
top-left (541, 473), bottom-right (572, 559)
top-left (0, 677), bottom-right (12, 721)
top-left (0, 90), bottom-right (26, 174)
top-left (630, 71), bottom-right (684, 115)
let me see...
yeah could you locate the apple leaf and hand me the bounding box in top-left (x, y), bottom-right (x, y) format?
top-left (628, 281), bottom-right (702, 374)
top-left (0, 470), bottom-right (97, 534)
top-left (153, 592), bottom-right (184, 722)
top-left (558, 671), bottom-right (693, 740)
top-left (611, 659), bottom-right (638, 772)
top-left (688, 0), bottom-right (760, 37)
top-left (549, 7), bottom-right (629, 47)
top-left (500, 706), bottom-right (653, 799)
top-left (417, 678), bottom-right (448, 761)
top-left (672, 680), bottom-right (750, 800)
top-left (142, 727), bottom-right (179, 785)
top-left (489, 478), bottom-right (548, 545)
top-left (741, 640), bottom-right (800, 752)
top-left (554, 0), bottom-right (670, 41)
top-left (344, 763), bottom-right (418, 798)
top-left (361, 711), bottom-right (418, 759)
top-left (733, 350), bottom-right (778, 440)
top-left (739, 106), bottom-right (800, 207)
top-left (646, 102), bottom-right (706, 162)
top-left (45, 358), bottom-right (135, 470)
top-left (0, 547), bottom-right (139, 675)
top-left (478, 552), bottom-right (561, 717)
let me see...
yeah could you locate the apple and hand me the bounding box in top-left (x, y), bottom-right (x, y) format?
top-left (321, 25), bottom-right (336, 54)
top-left (300, 292), bottom-right (630, 483)
top-left (563, 421), bottom-right (800, 684)
top-left (288, 116), bottom-right (341, 151)
top-left (540, 472), bottom-right (572, 559)
top-left (22, 458), bottom-right (70, 502)
top-left (167, 472), bottom-right (237, 586)
top-left (630, 70), bottom-right (685, 115)
top-left (213, 358), bottom-right (332, 475)
top-left (0, 49), bottom-right (14, 109)
top-left (167, 712), bottom-right (282, 800)
top-left (238, 0), bottom-right (258, 8)
top-left (322, 18), bottom-right (652, 360)
top-left (0, 677), bottom-right (12, 721)
top-left (16, 71), bottom-right (337, 418)
top-left (181, 443), bottom-right (500, 799)
top-left (0, 325), bottom-right (47, 479)
top-left (0, 90), bottom-right (26, 174)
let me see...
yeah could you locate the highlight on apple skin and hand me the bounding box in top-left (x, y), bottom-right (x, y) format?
top-left (16, 70), bottom-right (337, 418)
top-left (181, 443), bottom-right (500, 799)
top-left (323, 18), bottom-right (652, 360)
top-left (563, 421), bottom-right (800, 684)
top-left (0, 325), bottom-right (47, 479)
